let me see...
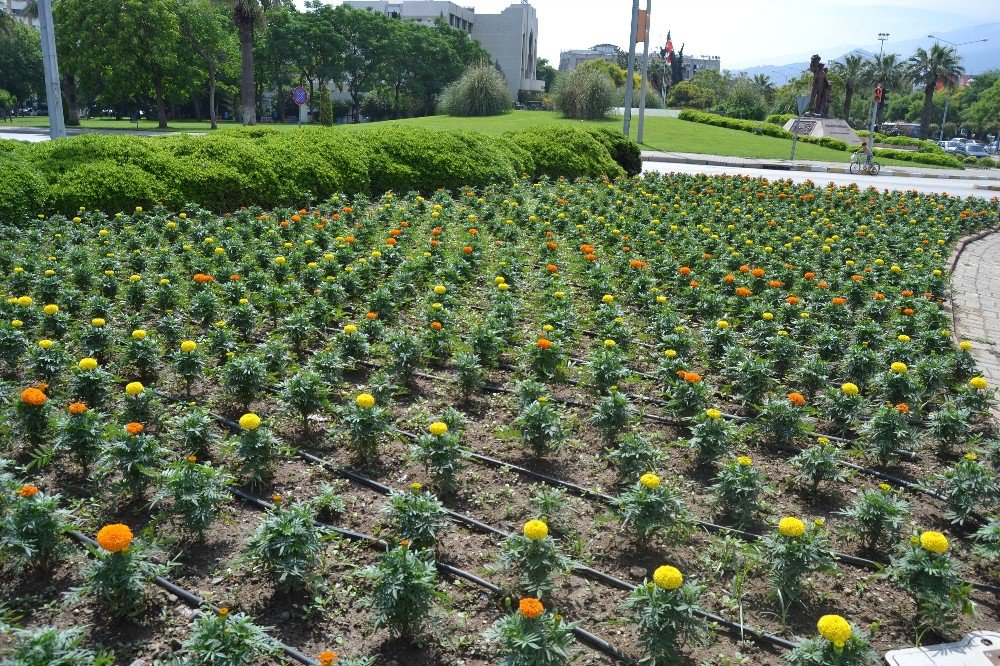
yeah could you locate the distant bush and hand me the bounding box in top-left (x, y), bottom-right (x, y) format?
top-left (555, 67), bottom-right (615, 120)
top-left (872, 148), bottom-right (963, 168)
top-left (666, 82), bottom-right (715, 110)
top-left (47, 162), bottom-right (170, 214)
top-left (679, 109), bottom-right (791, 138)
top-left (508, 125), bottom-right (626, 181)
top-left (438, 66), bottom-right (513, 117)
top-left (765, 114), bottom-right (796, 126)
top-left (614, 86), bottom-right (665, 109)
top-left (800, 136), bottom-right (850, 151)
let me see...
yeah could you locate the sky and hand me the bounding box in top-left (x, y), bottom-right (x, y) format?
top-left (324, 0), bottom-right (997, 69)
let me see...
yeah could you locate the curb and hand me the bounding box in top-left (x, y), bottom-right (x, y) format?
top-left (641, 152), bottom-right (1000, 182)
top-left (944, 227), bottom-right (998, 350)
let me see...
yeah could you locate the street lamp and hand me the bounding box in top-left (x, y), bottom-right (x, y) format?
top-left (928, 35), bottom-right (988, 142)
top-left (868, 33), bottom-right (889, 142)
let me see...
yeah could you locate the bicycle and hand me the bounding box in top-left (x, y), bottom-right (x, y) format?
top-left (849, 153), bottom-right (881, 175)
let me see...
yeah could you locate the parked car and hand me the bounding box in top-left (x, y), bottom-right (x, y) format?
top-left (986, 141), bottom-right (1000, 156)
top-left (959, 143), bottom-right (988, 159)
top-left (943, 139), bottom-right (965, 155)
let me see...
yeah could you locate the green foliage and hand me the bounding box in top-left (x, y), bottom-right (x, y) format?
top-left (0, 489), bottom-right (71, 572)
top-left (221, 355), bottom-right (269, 410)
top-left (339, 396), bottom-right (389, 461)
top-left (152, 456), bottom-right (232, 539)
top-left (837, 485), bottom-right (910, 551)
top-left (182, 609), bottom-right (279, 665)
top-left (363, 546), bottom-right (438, 637)
top-left (886, 535), bottom-right (973, 636)
top-left (926, 455), bottom-right (995, 525)
top-left (279, 371), bottom-right (328, 432)
top-left (590, 390), bottom-right (633, 442)
top-left (0, 153), bottom-right (47, 222)
top-left (226, 425), bottom-right (285, 489)
top-left (606, 433), bottom-right (667, 485)
top-left (554, 67), bottom-right (615, 120)
top-left (623, 580), bottom-right (709, 663)
top-left (757, 520), bottom-right (835, 607)
top-left (711, 458), bottom-right (769, 527)
top-left (100, 427), bottom-right (169, 498)
top-left (515, 398), bottom-right (565, 457)
top-left (485, 602), bottom-right (578, 666)
top-left (242, 499), bottom-right (325, 592)
top-left (0, 624), bottom-right (112, 666)
top-left (439, 66), bottom-right (513, 117)
top-left (382, 488), bottom-right (448, 551)
top-left (79, 538), bottom-right (164, 618)
top-left (410, 429), bottom-right (468, 496)
top-left (509, 125), bottom-right (627, 180)
top-left (786, 626), bottom-right (880, 666)
top-left (666, 82), bottom-right (716, 110)
top-left (496, 529), bottom-right (572, 597)
top-left (616, 475), bottom-right (691, 538)
top-left (688, 412), bottom-right (732, 466)
top-left (789, 439), bottom-right (848, 493)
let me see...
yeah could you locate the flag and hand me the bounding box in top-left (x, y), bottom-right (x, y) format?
top-left (666, 33), bottom-right (674, 64)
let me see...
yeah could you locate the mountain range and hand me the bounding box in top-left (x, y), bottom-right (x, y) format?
top-left (736, 22), bottom-right (998, 83)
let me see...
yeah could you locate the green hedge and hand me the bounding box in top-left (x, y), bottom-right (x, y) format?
top-left (765, 113), bottom-right (796, 127)
top-left (678, 109), bottom-right (792, 138)
top-left (872, 148), bottom-right (963, 168)
top-left (0, 124), bottom-right (638, 222)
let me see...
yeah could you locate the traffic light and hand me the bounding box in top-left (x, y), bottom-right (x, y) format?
top-left (873, 86), bottom-right (884, 104)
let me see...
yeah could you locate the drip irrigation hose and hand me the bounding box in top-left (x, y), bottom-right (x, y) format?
top-left (67, 531), bottom-right (318, 666)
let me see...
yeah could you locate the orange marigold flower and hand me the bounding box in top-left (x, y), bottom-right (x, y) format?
top-left (739, 265), bottom-right (750, 273)
top-left (429, 321), bottom-right (443, 331)
top-left (768, 280), bottom-right (783, 288)
top-left (125, 422), bottom-right (144, 436)
top-left (536, 338), bottom-right (552, 350)
top-left (547, 264), bottom-right (558, 272)
top-left (735, 287), bottom-right (753, 297)
top-left (786, 296), bottom-right (800, 305)
top-left (318, 651), bottom-right (338, 666)
top-left (689, 280), bottom-right (699, 287)
top-left (817, 281), bottom-right (830, 288)
top-left (724, 274), bottom-right (736, 283)
top-left (519, 597), bottom-right (544, 619)
top-left (585, 253), bottom-right (597, 261)
top-left (68, 402), bottom-right (88, 415)
top-left (18, 484), bottom-right (38, 497)
top-left (20, 388), bottom-right (47, 407)
top-left (462, 246), bottom-right (473, 253)
top-left (683, 372), bottom-right (702, 383)
top-left (630, 260), bottom-right (647, 269)
top-left (832, 297), bottom-right (847, 306)
top-left (901, 290), bottom-right (913, 297)
top-left (678, 266), bottom-right (692, 276)
top-left (96, 523), bottom-right (133, 553)
top-left (788, 392), bottom-right (806, 406)
top-left (897, 403), bottom-right (910, 414)
top-left (751, 268), bottom-right (765, 278)
top-left (804, 272), bottom-right (816, 280)
top-left (365, 312), bottom-right (378, 320)
top-left (874, 293), bottom-right (885, 300)
top-left (903, 308), bottom-right (914, 315)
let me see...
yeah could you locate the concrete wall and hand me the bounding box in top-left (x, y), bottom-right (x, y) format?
top-left (472, 3), bottom-right (543, 98)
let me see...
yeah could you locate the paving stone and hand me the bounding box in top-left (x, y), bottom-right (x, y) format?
top-left (951, 234), bottom-right (1000, 421)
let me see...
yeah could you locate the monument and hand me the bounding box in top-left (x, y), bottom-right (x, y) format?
top-left (783, 54), bottom-right (860, 146)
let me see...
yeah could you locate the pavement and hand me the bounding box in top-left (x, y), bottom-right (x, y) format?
top-left (948, 231), bottom-right (1000, 421)
top-left (642, 149), bottom-right (1000, 189)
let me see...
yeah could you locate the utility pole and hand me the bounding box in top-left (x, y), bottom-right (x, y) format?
top-left (622, 0), bottom-right (640, 137)
top-left (929, 35), bottom-right (987, 142)
top-left (868, 32), bottom-right (888, 144)
top-left (636, 0), bottom-right (652, 144)
top-left (37, 0), bottom-right (66, 139)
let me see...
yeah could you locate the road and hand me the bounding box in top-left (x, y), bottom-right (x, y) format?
top-left (644, 160), bottom-right (999, 199)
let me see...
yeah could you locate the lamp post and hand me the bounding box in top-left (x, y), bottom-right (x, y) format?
top-left (36, 0), bottom-right (66, 139)
top-left (868, 32), bottom-right (889, 142)
top-left (622, 0), bottom-right (640, 136)
top-left (928, 35), bottom-right (988, 142)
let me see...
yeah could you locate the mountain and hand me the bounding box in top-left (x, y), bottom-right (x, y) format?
top-left (737, 22), bottom-right (999, 83)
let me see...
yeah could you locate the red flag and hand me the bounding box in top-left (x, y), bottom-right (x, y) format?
top-left (666, 38), bottom-right (674, 64)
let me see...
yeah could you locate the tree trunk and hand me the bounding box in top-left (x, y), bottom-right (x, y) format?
top-left (843, 86), bottom-right (853, 123)
top-left (394, 82), bottom-right (401, 119)
top-left (193, 94), bottom-right (202, 122)
top-left (154, 73), bottom-right (168, 129)
top-left (209, 63), bottom-right (218, 130)
top-left (351, 91), bottom-right (360, 123)
top-left (236, 14), bottom-right (256, 125)
top-left (919, 83), bottom-right (934, 140)
top-left (61, 73), bottom-right (80, 126)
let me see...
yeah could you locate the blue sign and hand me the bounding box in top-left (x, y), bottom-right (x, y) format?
top-left (291, 86), bottom-right (309, 106)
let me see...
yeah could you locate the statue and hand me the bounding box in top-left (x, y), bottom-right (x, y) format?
top-left (807, 55), bottom-right (829, 117)
top-left (818, 66), bottom-right (833, 118)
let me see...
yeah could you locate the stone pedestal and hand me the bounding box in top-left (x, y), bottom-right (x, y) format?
top-left (783, 116), bottom-right (860, 146)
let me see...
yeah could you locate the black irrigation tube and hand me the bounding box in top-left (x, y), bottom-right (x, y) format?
top-left (66, 530), bottom-right (318, 666)
top-left (189, 398), bottom-right (640, 665)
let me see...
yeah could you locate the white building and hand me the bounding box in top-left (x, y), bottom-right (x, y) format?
top-left (344, 0), bottom-right (544, 99)
top-left (559, 44), bottom-right (619, 72)
top-left (4, 0), bottom-right (38, 28)
top-left (681, 55), bottom-right (722, 80)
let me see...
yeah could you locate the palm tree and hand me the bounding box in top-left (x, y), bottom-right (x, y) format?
top-left (752, 73), bottom-right (775, 103)
top-left (865, 52), bottom-right (909, 128)
top-left (831, 53), bottom-right (867, 123)
top-left (228, 0), bottom-right (271, 125)
top-left (906, 44), bottom-right (963, 140)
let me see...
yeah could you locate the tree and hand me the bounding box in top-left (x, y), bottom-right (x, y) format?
top-left (536, 57), bottom-right (557, 93)
top-left (579, 59), bottom-right (627, 87)
top-left (228, 0), bottom-right (271, 125)
top-left (293, 3), bottom-right (346, 119)
top-left (906, 44), bottom-right (964, 140)
top-left (0, 19), bottom-right (42, 104)
top-left (254, 6), bottom-right (295, 122)
top-left (831, 53), bottom-right (867, 123)
top-left (964, 79), bottom-right (1000, 135)
top-left (670, 44), bottom-right (685, 85)
top-left (866, 52), bottom-right (909, 128)
top-left (666, 81), bottom-right (714, 109)
top-left (179, 0), bottom-right (235, 129)
top-left (332, 5), bottom-right (393, 123)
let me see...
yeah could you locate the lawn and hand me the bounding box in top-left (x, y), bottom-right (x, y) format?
top-left (4, 111), bottom-right (921, 167)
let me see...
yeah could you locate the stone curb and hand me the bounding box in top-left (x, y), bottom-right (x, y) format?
top-left (944, 227), bottom-right (999, 349)
top-left (641, 151), bottom-right (1000, 182)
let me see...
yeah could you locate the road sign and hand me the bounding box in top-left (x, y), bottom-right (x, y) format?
top-left (796, 95), bottom-right (809, 117)
top-left (292, 86), bottom-right (309, 106)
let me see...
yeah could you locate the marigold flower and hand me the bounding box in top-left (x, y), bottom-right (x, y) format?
top-left (235, 413), bottom-right (260, 431)
top-left (523, 519), bottom-right (548, 541)
top-left (653, 565), bottom-right (683, 590)
top-left (365, 311), bottom-right (378, 319)
top-left (604, 339), bottom-right (616, 347)
top-left (429, 421), bottom-right (448, 436)
top-left (896, 403), bottom-right (909, 414)
top-left (787, 392), bottom-right (805, 406)
top-left (429, 321), bottom-right (443, 331)
top-left (841, 383), bottom-right (859, 396)
top-left (132, 329), bottom-right (147, 340)
top-left (705, 408), bottom-right (722, 420)
top-left (536, 338), bottom-right (552, 350)
top-left (716, 320), bottom-right (730, 329)
top-left (356, 393), bottom-right (375, 409)
top-left (96, 523), bottom-right (133, 553)
top-left (218, 607), bottom-right (229, 616)
top-left (960, 341), bottom-right (972, 351)
top-left (640, 473), bottom-right (661, 489)
top-left (38, 339), bottom-right (53, 349)
top-left (832, 297), bottom-right (847, 306)
top-left (20, 388), bottom-right (47, 406)
top-left (778, 517), bottom-right (806, 538)
top-left (187, 455), bottom-right (197, 463)
top-left (18, 484), bottom-right (38, 498)
top-left (343, 324), bottom-right (358, 335)
top-left (43, 304), bottom-right (59, 315)
top-left (125, 422), bottom-right (144, 436)
top-left (683, 372), bottom-right (701, 383)
top-left (318, 651), bottom-right (338, 666)
top-left (737, 456), bottom-right (752, 467)
top-left (78, 357), bottom-right (98, 371)
top-left (817, 614), bottom-right (852, 648)
top-left (16, 296), bottom-right (32, 307)
top-left (920, 531), bottom-right (948, 554)
top-left (91, 318), bottom-right (106, 327)
top-left (125, 382), bottom-right (144, 397)
top-left (751, 268), bottom-right (765, 278)
top-left (519, 597), bottom-right (544, 619)
top-left (890, 362), bottom-right (908, 374)
top-left (735, 287), bottom-right (753, 297)
top-left (68, 402), bottom-right (88, 415)
top-left (970, 377), bottom-right (988, 390)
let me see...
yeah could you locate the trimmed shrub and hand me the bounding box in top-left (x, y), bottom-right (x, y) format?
top-left (800, 136), bottom-right (850, 151)
top-left (438, 66), bottom-right (514, 117)
top-left (678, 110), bottom-right (792, 138)
top-left (508, 125), bottom-right (626, 180)
top-left (583, 127), bottom-right (642, 177)
top-left (0, 152), bottom-right (47, 221)
top-left (47, 162), bottom-right (170, 215)
top-left (872, 148), bottom-right (963, 168)
top-left (766, 113), bottom-right (796, 126)
top-left (555, 68), bottom-right (615, 120)
top-left (666, 82), bottom-right (715, 110)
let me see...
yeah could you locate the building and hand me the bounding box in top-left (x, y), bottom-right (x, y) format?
top-left (558, 44), bottom-right (619, 72)
top-left (344, 0), bottom-right (544, 99)
top-left (681, 55), bottom-right (721, 80)
top-left (4, 0), bottom-right (38, 28)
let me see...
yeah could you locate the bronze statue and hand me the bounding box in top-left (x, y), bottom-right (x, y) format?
top-left (807, 55), bottom-right (829, 116)
top-left (818, 66), bottom-right (833, 117)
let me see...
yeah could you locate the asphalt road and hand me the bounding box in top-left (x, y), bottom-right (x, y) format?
top-left (644, 160), bottom-right (999, 200)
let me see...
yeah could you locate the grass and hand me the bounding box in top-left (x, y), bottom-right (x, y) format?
top-left (3, 111), bottom-right (923, 167)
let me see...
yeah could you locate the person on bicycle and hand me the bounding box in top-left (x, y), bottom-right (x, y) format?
top-left (860, 141), bottom-right (874, 168)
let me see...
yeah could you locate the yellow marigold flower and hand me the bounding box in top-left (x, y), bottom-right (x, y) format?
top-left (652, 565), bottom-right (683, 590)
top-left (640, 473), bottom-right (661, 489)
top-left (96, 523), bottom-right (133, 553)
top-left (428, 421), bottom-right (448, 436)
top-left (960, 341), bottom-right (972, 351)
top-left (433, 285), bottom-right (447, 294)
top-left (778, 517), bottom-right (806, 538)
top-left (542, 324), bottom-right (554, 332)
top-left (817, 614), bottom-right (852, 648)
top-left (879, 483), bottom-right (892, 492)
top-left (897, 334), bottom-right (910, 343)
top-left (890, 362), bottom-right (907, 374)
top-left (920, 531), bottom-right (949, 554)
top-left (180, 340), bottom-right (197, 352)
top-left (841, 383), bottom-right (859, 396)
top-left (664, 349), bottom-right (677, 358)
top-left (604, 339), bottom-right (616, 347)
top-left (964, 453), bottom-right (977, 461)
top-left (602, 294), bottom-right (614, 303)
top-left (275, 256), bottom-right (286, 264)
top-left (355, 393), bottom-right (375, 409)
top-left (717, 320), bottom-right (730, 329)
top-left (497, 283), bottom-right (509, 291)
top-left (130, 274), bottom-right (141, 282)
top-left (970, 377), bottom-right (988, 390)
top-left (38, 339), bottom-right (53, 350)
top-left (16, 296), bottom-right (32, 307)
top-left (239, 413), bottom-right (261, 431)
top-left (43, 304), bottom-right (59, 315)
top-left (737, 455), bottom-right (752, 467)
top-left (132, 329), bottom-right (147, 340)
top-left (343, 324), bottom-right (357, 335)
top-left (91, 318), bottom-right (105, 327)
top-left (125, 382), bottom-right (144, 397)
top-left (523, 519), bottom-right (548, 541)
top-left (78, 357), bottom-right (98, 371)
top-left (706, 408), bottom-right (722, 420)
top-left (762, 312), bottom-right (774, 320)
top-left (553, 290), bottom-right (564, 297)
top-left (11, 320), bottom-right (22, 327)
